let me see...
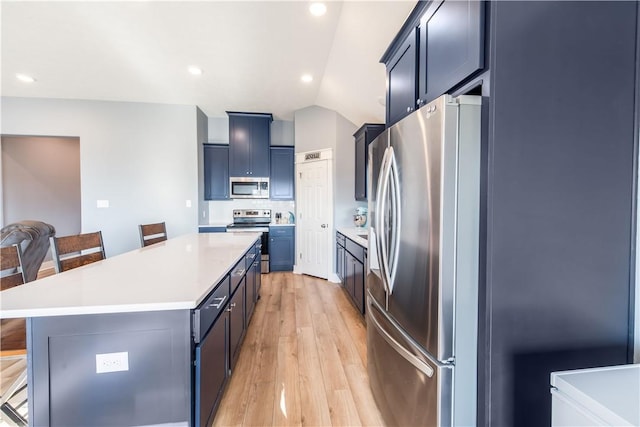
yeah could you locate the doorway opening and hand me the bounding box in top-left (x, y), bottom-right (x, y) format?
top-left (1, 135), bottom-right (81, 261)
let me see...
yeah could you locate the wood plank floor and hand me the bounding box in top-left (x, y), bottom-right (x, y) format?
top-left (213, 272), bottom-right (383, 427)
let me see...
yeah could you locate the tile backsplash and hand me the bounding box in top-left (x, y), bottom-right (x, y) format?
top-left (208, 200), bottom-right (295, 224)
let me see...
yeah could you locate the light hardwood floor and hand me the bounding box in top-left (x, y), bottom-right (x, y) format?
top-left (212, 272), bottom-right (383, 427)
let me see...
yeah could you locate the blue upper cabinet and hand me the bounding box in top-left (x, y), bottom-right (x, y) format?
top-left (381, 0), bottom-right (485, 125)
top-left (227, 112), bottom-right (272, 177)
top-left (418, 0), bottom-right (485, 106)
top-left (354, 124), bottom-right (385, 201)
top-left (270, 146), bottom-right (294, 201)
top-left (203, 144), bottom-right (229, 200)
top-left (385, 30), bottom-right (418, 127)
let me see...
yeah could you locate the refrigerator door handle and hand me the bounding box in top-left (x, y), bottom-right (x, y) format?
top-left (368, 295), bottom-right (435, 378)
top-left (375, 146), bottom-right (392, 296)
top-left (387, 148), bottom-right (401, 292)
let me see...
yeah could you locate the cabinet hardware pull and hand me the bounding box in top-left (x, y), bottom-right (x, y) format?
top-left (209, 296), bottom-right (227, 309)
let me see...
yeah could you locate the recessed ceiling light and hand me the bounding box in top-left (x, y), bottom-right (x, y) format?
top-left (188, 66), bottom-right (203, 76)
top-left (301, 74), bottom-right (313, 83)
top-left (16, 73), bottom-right (36, 83)
top-left (309, 2), bottom-right (327, 17)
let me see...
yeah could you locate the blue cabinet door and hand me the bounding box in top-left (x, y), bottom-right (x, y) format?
top-left (250, 117), bottom-right (271, 177)
top-left (270, 146), bottom-right (294, 200)
top-left (228, 115), bottom-right (251, 177)
top-left (386, 29), bottom-right (418, 126)
top-left (228, 112), bottom-right (272, 177)
top-left (418, 0), bottom-right (485, 105)
top-left (194, 311), bottom-right (228, 427)
top-left (354, 124), bottom-right (385, 201)
top-left (203, 144), bottom-right (229, 200)
top-left (269, 226), bottom-right (295, 271)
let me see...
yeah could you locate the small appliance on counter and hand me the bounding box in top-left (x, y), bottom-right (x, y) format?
top-left (354, 207), bottom-right (367, 227)
top-left (274, 211), bottom-right (295, 224)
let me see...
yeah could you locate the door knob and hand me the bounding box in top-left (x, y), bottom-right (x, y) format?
top-left (321, 224), bottom-right (327, 228)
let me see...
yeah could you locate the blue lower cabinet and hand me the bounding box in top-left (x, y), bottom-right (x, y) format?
top-left (269, 226), bottom-right (295, 271)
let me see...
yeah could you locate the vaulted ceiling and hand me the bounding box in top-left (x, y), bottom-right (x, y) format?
top-left (1, 1), bottom-right (415, 125)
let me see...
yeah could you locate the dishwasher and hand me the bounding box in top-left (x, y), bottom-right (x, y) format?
top-left (193, 276), bottom-right (230, 427)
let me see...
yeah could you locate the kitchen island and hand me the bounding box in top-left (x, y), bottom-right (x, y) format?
top-left (0, 232), bottom-right (261, 427)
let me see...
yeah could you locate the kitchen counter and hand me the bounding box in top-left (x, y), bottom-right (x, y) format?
top-left (269, 222), bottom-right (295, 227)
top-left (6, 232), bottom-right (262, 426)
top-left (338, 227), bottom-right (368, 248)
top-left (0, 232), bottom-right (260, 318)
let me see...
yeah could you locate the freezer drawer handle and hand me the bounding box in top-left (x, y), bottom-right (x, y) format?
top-left (368, 299), bottom-right (434, 378)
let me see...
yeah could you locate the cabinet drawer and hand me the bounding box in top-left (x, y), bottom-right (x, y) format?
top-left (230, 258), bottom-right (247, 294)
top-left (194, 276), bottom-right (230, 343)
top-left (337, 232), bottom-right (346, 247)
top-left (245, 244), bottom-right (257, 269)
top-left (270, 227), bottom-right (293, 237)
top-left (346, 239), bottom-right (365, 263)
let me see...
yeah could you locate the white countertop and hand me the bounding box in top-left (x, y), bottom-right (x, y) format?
top-left (337, 227), bottom-right (368, 248)
top-left (0, 232), bottom-right (260, 319)
top-left (551, 364), bottom-right (640, 425)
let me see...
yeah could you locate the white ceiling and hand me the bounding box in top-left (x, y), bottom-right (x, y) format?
top-left (1, 1), bottom-right (415, 125)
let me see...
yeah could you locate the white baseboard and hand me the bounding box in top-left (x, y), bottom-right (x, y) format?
top-left (327, 273), bottom-right (340, 284)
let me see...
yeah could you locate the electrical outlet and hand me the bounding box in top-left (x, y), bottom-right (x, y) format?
top-left (186, 199), bottom-right (192, 208)
top-left (96, 351), bottom-right (129, 374)
top-left (96, 200), bottom-right (109, 208)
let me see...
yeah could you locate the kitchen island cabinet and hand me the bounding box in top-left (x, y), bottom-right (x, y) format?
top-left (0, 233), bottom-right (262, 427)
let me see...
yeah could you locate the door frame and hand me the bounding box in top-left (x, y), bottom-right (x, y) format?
top-left (294, 148), bottom-right (334, 279)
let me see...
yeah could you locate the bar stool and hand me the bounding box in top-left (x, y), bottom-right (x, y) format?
top-left (139, 222), bottom-right (167, 247)
top-left (50, 231), bottom-right (106, 273)
top-left (0, 244), bottom-right (28, 426)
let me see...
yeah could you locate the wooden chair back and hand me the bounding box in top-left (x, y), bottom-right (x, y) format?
top-left (50, 231), bottom-right (106, 273)
top-left (0, 244), bottom-right (25, 291)
top-left (139, 222), bottom-right (167, 247)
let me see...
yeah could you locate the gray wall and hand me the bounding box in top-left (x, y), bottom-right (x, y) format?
top-left (293, 105), bottom-right (361, 278)
top-left (1, 97), bottom-right (199, 257)
top-left (207, 116), bottom-right (294, 146)
top-left (1, 135), bottom-right (81, 245)
top-left (196, 107), bottom-right (209, 224)
top-left (293, 105), bottom-right (361, 229)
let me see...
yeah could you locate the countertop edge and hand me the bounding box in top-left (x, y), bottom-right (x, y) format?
top-left (0, 233), bottom-right (260, 319)
top-left (337, 227), bottom-right (368, 248)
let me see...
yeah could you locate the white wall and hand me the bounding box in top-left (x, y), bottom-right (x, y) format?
top-left (1, 97), bottom-right (199, 257)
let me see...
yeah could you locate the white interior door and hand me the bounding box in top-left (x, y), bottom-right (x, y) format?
top-left (296, 152), bottom-right (332, 279)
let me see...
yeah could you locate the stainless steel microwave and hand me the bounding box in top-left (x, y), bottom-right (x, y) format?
top-left (229, 177), bottom-right (269, 199)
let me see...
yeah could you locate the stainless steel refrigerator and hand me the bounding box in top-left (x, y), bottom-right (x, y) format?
top-left (367, 94), bottom-right (481, 426)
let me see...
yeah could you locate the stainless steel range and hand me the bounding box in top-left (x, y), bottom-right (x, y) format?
top-left (226, 209), bottom-right (270, 273)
